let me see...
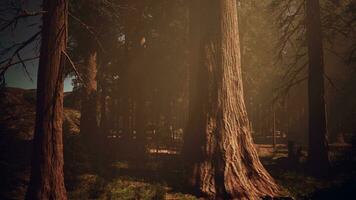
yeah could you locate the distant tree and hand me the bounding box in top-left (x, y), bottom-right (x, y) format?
top-left (238, 0), bottom-right (285, 141)
top-left (123, 0), bottom-right (148, 159)
top-left (183, 0), bottom-right (280, 198)
top-left (306, 0), bottom-right (330, 176)
top-left (25, 0), bottom-right (68, 199)
top-left (69, 0), bottom-right (122, 147)
top-left (98, 65), bottom-right (109, 136)
top-left (271, 0), bottom-right (335, 176)
top-left (79, 42), bottom-right (98, 145)
top-left (69, 1), bottom-right (101, 145)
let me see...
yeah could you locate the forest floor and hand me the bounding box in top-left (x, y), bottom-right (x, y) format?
top-left (0, 88), bottom-right (355, 200)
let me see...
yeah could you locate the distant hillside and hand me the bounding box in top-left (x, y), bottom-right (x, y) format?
top-left (0, 87), bottom-right (37, 140)
top-left (0, 87), bottom-right (80, 139)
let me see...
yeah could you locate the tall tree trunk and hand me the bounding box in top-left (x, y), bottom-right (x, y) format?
top-left (25, 0), bottom-right (68, 199)
top-left (114, 95), bottom-right (120, 134)
top-left (80, 46), bottom-right (98, 144)
top-left (125, 0), bottom-right (147, 160)
top-left (134, 90), bottom-right (147, 158)
top-left (306, 0), bottom-right (330, 176)
top-left (122, 95), bottom-right (131, 139)
top-left (183, 0), bottom-right (280, 199)
top-left (122, 33), bottom-right (132, 141)
top-left (99, 77), bottom-right (108, 136)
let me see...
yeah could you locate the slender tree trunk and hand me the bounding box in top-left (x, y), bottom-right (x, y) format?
top-left (114, 96), bottom-right (120, 134)
top-left (122, 96), bottom-right (131, 139)
top-left (122, 35), bottom-right (131, 141)
top-left (134, 90), bottom-right (147, 158)
top-left (25, 0), bottom-right (68, 199)
top-left (183, 1), bottom-right (281, 199)
top-left (306, 0), bottom-right (330, 176)
top-left (273, 106), bottom-right (276, 149)
top-left (99, 79), bottom-right (108, 135)
top-left (80, 46), bottom-right (98, 144)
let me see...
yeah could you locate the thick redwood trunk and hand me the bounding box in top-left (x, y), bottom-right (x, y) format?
top-left (183, 1), bottom-right (280, 199)
top-left (306, 0), bottom-right (330, 176)
top-left (25, 0), bottom-right (68, 199)
top-left (80, 47), bottom-right (98, 143)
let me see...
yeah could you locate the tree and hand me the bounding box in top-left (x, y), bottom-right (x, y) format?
top-left (69, 0), bottom-right (103, 145)
top-left (271, 0), bottom-right (337, 176)
top-left (183, 0), bottom-right (280, 199)
top-left (70, 0), bottom-right (124, 150)
top-left (306, 0), bottom-right (330, 176)
top-left (123, 0), bottom-right (148, 160)
top-left (25, 0), bottom-right (68, 199)
top-left (79, 42), bottom-right (98, 145)
top-left (98, 65), bottom-right (109, 136)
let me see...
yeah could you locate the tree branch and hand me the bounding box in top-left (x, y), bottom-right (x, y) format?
top-left (0, 10), bottom-right (46, 32)
top-left (68, 12), bottom-right (105, 52)
top-left (62, 50), bottom-right (87, 87)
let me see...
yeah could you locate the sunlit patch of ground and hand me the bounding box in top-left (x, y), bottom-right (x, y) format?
top-left (148, 149), bottom-right (179, 155)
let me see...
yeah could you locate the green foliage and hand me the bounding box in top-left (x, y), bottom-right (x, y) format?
top-left (103, 179), bottom-right (165, 200)
top-left (278, 171), bottom-right (328, 199)
top-left (67, 173), bottom-right (200, 200)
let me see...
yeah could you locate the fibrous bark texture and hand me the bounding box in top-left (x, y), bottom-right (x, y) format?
top-left (306, 0), bottom-right (330, 176)
top-left (25, 0), bottom-right (68, 199)
top-left (183, 0), bottom-right (281, 199)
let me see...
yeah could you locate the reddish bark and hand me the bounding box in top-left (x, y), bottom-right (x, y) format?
top-left (25, 0), bottom-right (68, 199)
top-left (183, 0), bottom-right (281, 199)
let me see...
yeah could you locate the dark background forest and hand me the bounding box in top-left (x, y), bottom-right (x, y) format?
top-left (0, 0), bottom-right (356, 199)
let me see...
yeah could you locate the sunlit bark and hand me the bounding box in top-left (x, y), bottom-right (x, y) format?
top-left (183, 0), bottom-right (281, 199)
